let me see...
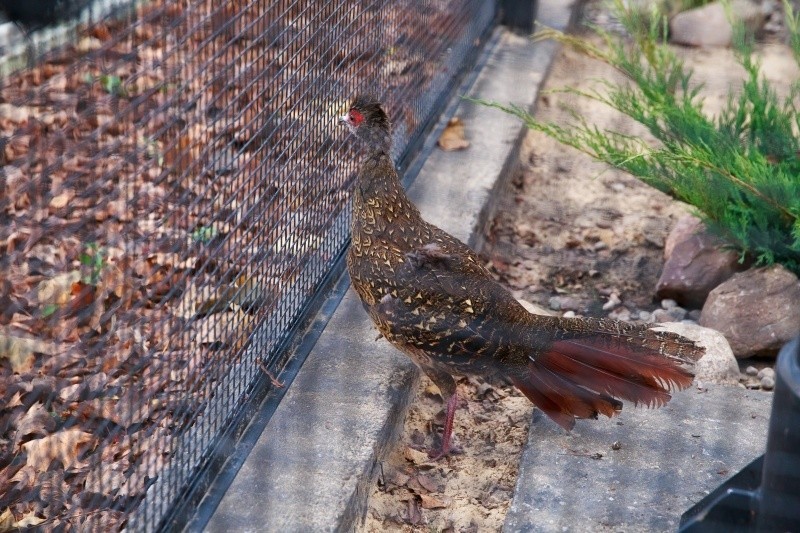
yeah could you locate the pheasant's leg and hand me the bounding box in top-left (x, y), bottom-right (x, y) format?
top-left (429, 392), bottom-right (459, 459)
top-left (424, 367), bottom-right (458, 460)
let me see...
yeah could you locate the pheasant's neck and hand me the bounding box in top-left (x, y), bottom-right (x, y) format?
top-left (352, 150), bottom-right (421, 228)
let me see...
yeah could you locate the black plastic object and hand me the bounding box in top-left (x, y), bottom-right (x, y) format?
top-left (501, 0), bottom-right (538, 33)
top-left (0, 0), bottom-right (91, 31)
top-left (679, 336), bottom-right (800, 532)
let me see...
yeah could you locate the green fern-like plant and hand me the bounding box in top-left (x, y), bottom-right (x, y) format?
top-left (477, 0), bottom-right (800, 273)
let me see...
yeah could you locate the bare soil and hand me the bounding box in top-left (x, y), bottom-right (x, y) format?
top-left (361, 17), bottom-right (796, 533)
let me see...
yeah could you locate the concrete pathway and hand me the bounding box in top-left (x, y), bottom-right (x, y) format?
top-left (504, 385), bottom-right (771, 532)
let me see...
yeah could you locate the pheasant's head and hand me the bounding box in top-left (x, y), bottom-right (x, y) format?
top-left (339, 94), bottom-right (391, 153)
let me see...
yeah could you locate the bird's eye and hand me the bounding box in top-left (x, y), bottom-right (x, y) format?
top-left (349, 109), bottom-right (364, 126)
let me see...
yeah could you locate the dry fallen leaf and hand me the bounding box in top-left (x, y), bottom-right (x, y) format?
top-left (22, 428), bottom-right (95, 472)
top-left (0, 508), bottom-right (14, 531)
top-left (187, 308), bottom-right (253, 351)
top-left (77, 36), bottom-right (103, 53)
top-left (14, 403), bottom-right (56, 444)
top-left (437, 117), bottom-right (469, 151)
top-left (36, 271), bottom-right (81, 307)
top-left (416, 474), bottom-right (440, 493)
top-left (0, 329), bottom-right (57, 373)
top-left (406, 497), bottom-right (423, 526)
top-left (49, 190), bottom-right (75, 210)
top-left (6, 391), bottom-right (23, 409)
top-left (419, 493), bottom-right (450, 509)
top-left (10, 465), bottom-right (38, 489)
top-left (403, 446), bottom-right (429, 465)
top-left (13, 513), bottom-right (45, 528)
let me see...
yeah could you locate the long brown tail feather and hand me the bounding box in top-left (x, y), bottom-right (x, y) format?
top-left (508, 331), bottom-right (697, 431)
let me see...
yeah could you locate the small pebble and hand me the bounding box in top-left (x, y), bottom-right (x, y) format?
top-left (563, 310), bottom-right (576, 318)
top-left (611, 182), bottom-right (626, 192)
top-left (757, 367), bottom-right (775, 380)
top-left (745, 366), bottom-right (759, 377)
top-left (550, 296), bottom-right (580, 311)
top-left (661, 299), bottom-right (678, 310)
top-left (652, 309), bottom-right (677, 323)
top-left (688, 309), bottom-right (702, 321)
top-left (611, 441), bottom-right (622, 450)
top-left (596, 219), bottom-right (613, 229)
top-left (667, 306), bottom-right (687, 321)
top-left (608, 307), bottom-right (631, 322)
top-left (760, 376), bottom-right (775, 390)
top-left (593, 241), bottom-right (608, 251)
top-left (602, 293), bottom-right (621, 311)
top-left (637, 310), bottom-right (652, 323)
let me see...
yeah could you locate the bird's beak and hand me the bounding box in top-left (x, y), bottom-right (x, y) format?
top-left (338, 114), bottom-right (349, 126)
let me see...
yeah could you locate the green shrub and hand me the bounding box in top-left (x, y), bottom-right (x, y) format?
top-left (478, 0), bottom-right (800, 274)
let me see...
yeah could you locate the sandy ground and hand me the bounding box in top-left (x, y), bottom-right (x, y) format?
top-left (361, 20), bottom-right (795, 533)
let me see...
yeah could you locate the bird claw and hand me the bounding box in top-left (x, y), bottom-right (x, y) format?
top-left (427, 447), bottom-right (448, 461)
top-left (426, 442), bottom-right (462, 461)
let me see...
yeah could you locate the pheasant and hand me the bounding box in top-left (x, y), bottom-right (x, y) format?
top-left (339, 94), bottom-right (704, 458)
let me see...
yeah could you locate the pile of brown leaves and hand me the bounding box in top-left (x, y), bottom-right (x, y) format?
top-left (1, 0), bottom-right (478, 529)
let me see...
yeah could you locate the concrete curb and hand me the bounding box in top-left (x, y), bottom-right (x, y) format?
top-left (202, 1), bottom-right (578, 531)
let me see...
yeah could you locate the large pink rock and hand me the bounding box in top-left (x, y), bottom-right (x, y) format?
top-left (656, 215), bottom-right (744, 308)
top-left (699, 265), bottom-right (800, 358)
top-left (669, 0), bottom-right (767, 48)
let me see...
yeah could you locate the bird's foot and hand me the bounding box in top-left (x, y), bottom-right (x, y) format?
top-left (427, 446), bottom-right (448, 461)
top-left (426, 441), bottom-right (463, 461)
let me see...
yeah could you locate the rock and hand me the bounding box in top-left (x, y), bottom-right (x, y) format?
top-left (664, 215), bottom-right (701, 258)
top-left (517, 298), bottom-right (557, 316)
top-left (757, 367), bottom-right (775, 380)
top-left (669, 0), bottom-right (767, 47)
top-left (548, 296), bottom-right (581, 312)
top-left (760, 376), bottom-right (775, 390)
top-left (688, 309), bottom-right (702, 321)
top-left (700, 265), bottom-right (800, 358)
top-left (661, 298), bottom-right (678, 310)
top-left (637, 310), bottom-right (653, 323)
top-left (656, 216), bottom-right (745, 308)
top-left (745, 365), bottom-right (758, 376)
top-left (655, 322), bottom-right (741, 385)
top-left (562, 310), bottom-right (576, 318)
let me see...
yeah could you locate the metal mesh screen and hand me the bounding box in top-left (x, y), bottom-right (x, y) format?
top-left (0, 0), bottom-right (495, 530)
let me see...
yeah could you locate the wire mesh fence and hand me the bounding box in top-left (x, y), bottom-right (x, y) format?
top-left (0, 0), bottom-right (495, 530)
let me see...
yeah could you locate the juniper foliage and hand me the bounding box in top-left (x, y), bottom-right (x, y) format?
top-left (478, 0), bottom-right (800, 273)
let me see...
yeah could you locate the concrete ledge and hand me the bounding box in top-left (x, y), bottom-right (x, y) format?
top-left (203, 1), bottom-right (577, 530)
top-left (504, 386), bottom-right (771, 532)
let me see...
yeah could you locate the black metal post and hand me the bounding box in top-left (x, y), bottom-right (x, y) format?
top-left (758, 336), bottom-right (800, 531)
top-left (679, 336), bottom-right (800, 532)
top-left (500, 0), bottom-right (537, 33)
